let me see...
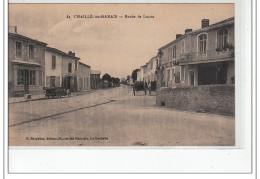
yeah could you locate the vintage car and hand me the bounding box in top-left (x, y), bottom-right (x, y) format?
top-left (43, 87), bottom-right (71, 98)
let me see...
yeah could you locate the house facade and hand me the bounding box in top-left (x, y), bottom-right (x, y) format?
top-left (146, 56), bottom-right (158, 83)
top-left (78, 62), bottom-right (91, 90)
top-left (136, 69), bottom-right (141, 82)
top-left (8, 31), bottom-right (47, 96)
top-left (45, 47), bottom-right (63, 88)
top-left (61, 51), bottom-right (80, 92)
top-left (157, 17), bottom-right (234, 88)
top-left (90, 70), bottom-right (101, 89)
top-left (45, 48), bottom-right (81, 92)
top-left (178, 17), bottom-right (234, 86)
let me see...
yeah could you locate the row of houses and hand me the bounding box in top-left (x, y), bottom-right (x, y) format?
top-left (136, 17), bottom-right (235, 88)
top-left (8, 27), bottom-right (101, 97)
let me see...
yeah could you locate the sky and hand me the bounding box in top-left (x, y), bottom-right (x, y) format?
top-left (9, 4), bottom-right (234, 79)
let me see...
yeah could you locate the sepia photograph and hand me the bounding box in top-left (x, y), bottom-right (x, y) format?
top-left (8, 3), bottom-right (235, 147)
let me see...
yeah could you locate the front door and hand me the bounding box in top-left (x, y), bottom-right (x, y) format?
top-left (189, 71), bottom-right (195, 86)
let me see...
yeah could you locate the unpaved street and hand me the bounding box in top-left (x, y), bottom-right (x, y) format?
top-left (9, 85), bottom-right (235, 146)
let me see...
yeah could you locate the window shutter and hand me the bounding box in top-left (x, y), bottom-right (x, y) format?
top-left (46, 76), bottom-right (50, 87)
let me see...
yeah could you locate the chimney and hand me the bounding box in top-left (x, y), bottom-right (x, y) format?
top-left (185, 29), bottom-right (192, 34)
top-left (176, 34), bottom-right (182, 39)
top-left (9, 26), bottom-right (17, 33)
top-left (68, 51), bottom-right (75, 57)
top-left (202, 19), bottom-right (210, 28)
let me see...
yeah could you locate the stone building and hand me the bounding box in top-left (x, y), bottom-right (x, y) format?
top-left (8, 30), bottom-right (47, 96)
top-left (90, 70), bottom-right (101, 89)
top-left (157, 17), bottom-right (234, 87)
top-left (78, 62), bottom-right (91, 90)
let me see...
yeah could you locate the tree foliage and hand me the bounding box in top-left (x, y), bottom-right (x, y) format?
top-left (101, 73), bottom-right (112, 82)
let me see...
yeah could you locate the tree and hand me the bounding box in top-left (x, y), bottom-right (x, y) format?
top-left (131, 69), bottom-right (139, 82)
top-left (101, 73), bottom-right (112, 82)
top-left (113, 78), bottom-right (120, 85)
top-left (126, 75), bottom-right (130, 81)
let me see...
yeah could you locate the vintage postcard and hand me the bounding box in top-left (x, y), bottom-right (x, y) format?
top-left (8, 3), bottom-right (235, 147)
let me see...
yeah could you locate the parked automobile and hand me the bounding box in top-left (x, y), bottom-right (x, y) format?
top-left (43, 87), bottom-right (71, 98)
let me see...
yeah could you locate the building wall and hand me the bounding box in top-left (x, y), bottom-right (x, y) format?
top-left (90, 74), bottom-right (100, 89)
top-left (61, 56), bottom-right (78, 77)
top-left (45, 50), bottom-right (62, 87)
top-left (78, 63), bottom-right (91, 90)
top-left (140, 67), bottom-right (144, 81)
top-left (61, 56), bottom-right (79, 91)
top-left (137, 70), bottom-right (141, 81)
top-left (8, 35), bottom-right (46, 96)
top-left (189, 25), bottom-right (234, 59)
top-left (179, 22), bottom-right (234, 86)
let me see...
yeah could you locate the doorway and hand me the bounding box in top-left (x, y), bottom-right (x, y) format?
top-left (24, 70), bottom-right (29, 94)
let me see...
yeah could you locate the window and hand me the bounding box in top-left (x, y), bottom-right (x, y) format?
top-left (17, 69), bottom-right (24, 85)
top-left (181, 66), bottom-right (185, 81)
top-left (172, 45), bottom-right (176, 59)
top-left (217, 29), bottom-right (228, 50)
top-left (75, 61), bottom-right (78, 70)
top-left (17, 69), bottom-right (35, 85)
top-left (68, 63), bottom-right (72, 73)
top-left (16, 41), bottom-right (22, 58)
top-left (198, 34), bottom-right (207, 54)
top-left (181, 41), bottom-right (185, 54)
top-left (29, 71), bottom-right (36, 85)
top-left (50, 76), bottom-right (56, 87)
top-left (52, 55), bottom-right (56, 69)
top-left (29, 44), bottom-right (35, 60)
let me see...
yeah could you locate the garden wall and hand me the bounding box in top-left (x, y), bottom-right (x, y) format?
top-left (156, 85), bottom-right (235, 116)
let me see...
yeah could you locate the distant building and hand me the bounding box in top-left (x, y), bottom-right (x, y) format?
top-left (90, 70), bottom-right (101, 89)
top-left (8, 30), bottom-right (47, 96)
top-left (78, 62), bottom-right (91, 90)
top-left (136, 70), bottom-right (141, 82)
top-left (146, 56), bottom-right (158, 82)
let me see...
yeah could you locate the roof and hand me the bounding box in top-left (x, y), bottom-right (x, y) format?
top-left (91, 70), bottom-right (101, 75)
top-left (46, 47), bottom-right (80, 60)
top-left (79, 62), bottom-right (90, 68)
top-left (148, 56), bottom-right (157, 63)
top-left (8, 33), bottom-right (47, 46)
top-left (158, 17), bottom-right (234, 51)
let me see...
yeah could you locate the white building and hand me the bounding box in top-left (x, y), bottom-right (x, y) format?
top-left (45, 47), bottom-right (80, 92)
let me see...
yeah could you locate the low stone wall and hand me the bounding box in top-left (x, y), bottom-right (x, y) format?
top-left (156, 85), bottom-right (235, 116)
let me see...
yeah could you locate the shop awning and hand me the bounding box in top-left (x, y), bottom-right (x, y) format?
top-left (11, 60), bottom-right (41, 67)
